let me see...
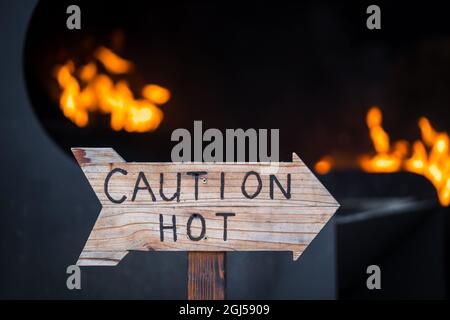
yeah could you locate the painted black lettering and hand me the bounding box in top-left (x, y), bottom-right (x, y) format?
top-left (159, 214), bottom-right (177, 242)
top-left (160, 173), bottom-right (181, 202)
top-left (241, 171), bottom-right (262, 199)
top-left (220, 172), bottom-right (225, 199)
top-left (216, 212), bottom-right (235, 241)
top-left (132, 171), bottom-right (156, 202)
top-left (270, 174), bottom-right (291, 199)
top-left (104, 168), bottom-right (128, 204)
top-left (186, 214), bottom-right (206, 241)
top-left (187, 171), bottom-right (207, 200)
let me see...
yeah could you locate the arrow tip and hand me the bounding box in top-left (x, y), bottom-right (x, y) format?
top-left (292, 152), bottom-right (302, 164)
top-left (292, 152), bottom-right (340, 209)
top-left (71, 148), bottom-right (90, 165)
top-left (292, 250), bottom-right (303, 261)
top-left (71, 147), bottom-right (125, 165)
top-left (76, 250), bottom-right (129, 266)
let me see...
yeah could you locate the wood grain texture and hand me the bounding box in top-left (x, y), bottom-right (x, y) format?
top-left (188, 252), bottom-right (225, 300)
top-left (72, 147), bottom-right (339, 266)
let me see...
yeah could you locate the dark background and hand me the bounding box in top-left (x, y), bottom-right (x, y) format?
top-left (1, 0), bottom-right (449, 299)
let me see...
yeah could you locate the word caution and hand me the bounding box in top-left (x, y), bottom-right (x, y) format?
top-left (72, 148), bottom-right (339, 266)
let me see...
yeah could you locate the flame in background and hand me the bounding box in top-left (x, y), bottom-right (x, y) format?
top-left (314, 156), bottom-right (334, 175)
top-left (358, 107), bottom-right (408, 173)
top-left (316, 106), bottom-right (450, 206)
top-left (55, 46), bottom-right (169, 132)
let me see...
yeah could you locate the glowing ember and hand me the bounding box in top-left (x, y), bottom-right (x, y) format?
top-left (316, 106), bottom-right (450, 206)
top-left (314, 156), bottom-right (334, 175)
top-left (95, 46), bottom-right (133, 74)
top-left (142, 84), bottom-right (171, 105)
top-left (54, 46), bottom-right (169, 132)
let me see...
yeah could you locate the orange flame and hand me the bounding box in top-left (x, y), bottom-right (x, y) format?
top-left (315, 156), bottom-right (333, 175)
top-left (315, 107), bottom-right (450, 206)
top-left (142, 84), bottom-right (171, 105)
top-left (358, 107), bottom-right (408, 173)
top-left (55, 47), bottom-right (169, 132)
top-left (95, 46), bottom-right (133, 74)
top-left (360, 107), bottom-right (449, 206)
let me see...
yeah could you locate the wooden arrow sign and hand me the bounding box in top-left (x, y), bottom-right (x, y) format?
top-left (72, 148), bottom-right (339, 266)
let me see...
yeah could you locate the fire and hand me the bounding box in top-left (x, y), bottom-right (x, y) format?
top-left (361, 107), bottom-right (450, 206)
top-left (314, 156), bottom-right (333, 175)
top-left (316, 106), bottom-right (450, 206)
top-left (142, 84), bottom-right (171, 105)
top-left (359, 107), bottom-right (408, 173)
top-left (95, 46), bottom-right (133, 74)
top-left (54, 46), bottom-right (169, 132)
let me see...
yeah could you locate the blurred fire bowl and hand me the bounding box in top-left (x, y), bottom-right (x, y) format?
top-left (319, 171), bottom-right (449, 299)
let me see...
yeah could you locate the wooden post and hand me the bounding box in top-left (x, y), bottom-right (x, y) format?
top-left (188, 252), bottom-right (226, 300)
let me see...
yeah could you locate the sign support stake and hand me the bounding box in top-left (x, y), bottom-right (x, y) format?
top-left (188, 252), bottom-right (226, 300)
top-left (71, 147), bottom-right (339, 298)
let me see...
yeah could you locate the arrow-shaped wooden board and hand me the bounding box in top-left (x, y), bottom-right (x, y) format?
top-left (72, 148), bottom-right (339, 266)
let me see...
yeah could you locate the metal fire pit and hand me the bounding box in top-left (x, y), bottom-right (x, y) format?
top-left (319, 171), bottom-right (449, 299)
